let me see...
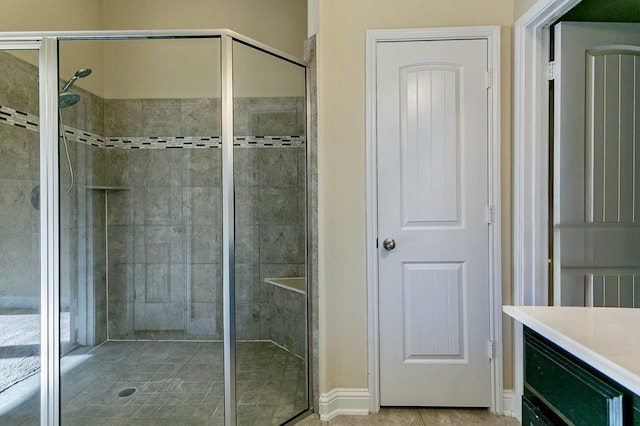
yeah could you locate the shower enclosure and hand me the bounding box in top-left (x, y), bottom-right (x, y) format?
top-left (0, 31), bottom-right (309, 425)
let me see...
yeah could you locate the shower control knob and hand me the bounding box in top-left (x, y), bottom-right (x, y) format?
top-left (382, 238), bottom-right (396, 251)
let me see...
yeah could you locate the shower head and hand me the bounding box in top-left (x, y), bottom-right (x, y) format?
top-left (59, 68), bottom-right (91, 108)
top-left (60, 68), bottom-right (92, 93)
top-left (59, 92), bottom-right (80, 108)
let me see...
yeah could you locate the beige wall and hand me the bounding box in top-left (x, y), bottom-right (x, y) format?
top-left (2, 0), bottom-right (106, 96)
top-left (100, 0), bottom-right (307, 99)
top-left (58, 41), bottom-right (106, 98)
top-left (100, 38), bottom-right (305, 100)
top-left (514, 0), bottom-right (540, 20)
top-left (315, 0), bottom-right (515, 393)
top-left (101, 0), bottom-right (307, 59)
top-left (1, 0), bottom-right (307, 99)
top-left (1, 0), bottom-right (103, 31)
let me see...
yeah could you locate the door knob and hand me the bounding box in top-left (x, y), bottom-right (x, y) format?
top-left (383, 238), bottom-right (396, 251)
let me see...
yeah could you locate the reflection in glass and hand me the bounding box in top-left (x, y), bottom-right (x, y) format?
top-left (0, 49), bottom-right (41, 425)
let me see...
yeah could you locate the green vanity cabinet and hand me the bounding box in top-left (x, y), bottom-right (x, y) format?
top-left (524, 327), bottom-right (639, 425)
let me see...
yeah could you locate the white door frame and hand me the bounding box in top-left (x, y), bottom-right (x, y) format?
top-left (365, 26), bottom-right (502, 414)
top-left (512, 0), bottom-right (583, 421)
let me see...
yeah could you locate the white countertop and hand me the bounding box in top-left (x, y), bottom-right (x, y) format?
top-left (503, 305), bottom-right (640, 395)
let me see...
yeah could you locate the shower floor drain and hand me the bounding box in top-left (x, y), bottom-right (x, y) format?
top-left (117, 387), bottom-right (137, 398)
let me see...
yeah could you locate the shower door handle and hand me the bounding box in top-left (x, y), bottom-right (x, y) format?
top-left (382, 238), bottom-right (396, 251)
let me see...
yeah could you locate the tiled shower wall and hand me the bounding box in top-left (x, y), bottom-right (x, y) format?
top-left (102, 97), bottom-right (306, 348)
top-left (0, 52), bottom-right (307, 357)
top-left (0, 51), bottom-right (108, 344)
top-left (100, 101), bottom-right (224, 340)
top-left (0, 52), bottom-right (41, 312)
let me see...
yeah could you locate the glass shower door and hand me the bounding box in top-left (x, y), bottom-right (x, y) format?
top-left (0, 47), bottom-right (41, 425)
top-left (58, 36), bottom-right (225, 424)
top-left (232, 40), bottom-right (309, 425)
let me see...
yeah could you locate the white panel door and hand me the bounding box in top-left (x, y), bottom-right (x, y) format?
top-left (377, 39), bottom-right (491, 406)
top-left (553, 23), bottom-right (640, 307)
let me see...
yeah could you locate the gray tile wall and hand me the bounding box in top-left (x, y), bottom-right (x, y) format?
top-left (234, 97), bottom-right (305, 137)
top-left (103, 146), bottom-right (224, 339)
top-left (235, 146), bottom-right (306, 346)
top-left (268, 284), bottom-right (306, 357)
top-left (103, 97), bottom-right (306, 346)
top-left (0, 51), bottom-right (39, 116)
top-left (0, 53), bottom-right (40, 311)
top-left (234, 100), bottom-right (306, 349)
top-left (0, 123), bottom-right (40, 310)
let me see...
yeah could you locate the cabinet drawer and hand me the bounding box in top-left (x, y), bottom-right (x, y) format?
top-left (524, 331), bottom-right (624, 425)
top-left (522, 396), bottom-right (555, 426)
top-left (633, 393), bottom-right (640, 426)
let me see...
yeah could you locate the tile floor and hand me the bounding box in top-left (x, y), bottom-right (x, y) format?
top-left (2, 341), bottom-right (307, 425)
top-left (1, 338), bottom-right (519, 425)
top-left (297, 407), bottom-right (519, 425)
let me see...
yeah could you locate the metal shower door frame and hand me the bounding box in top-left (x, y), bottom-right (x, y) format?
top-left (0, 29), bottom-right (308, 426)
top-left (0, 36), bottom-right (58, 426)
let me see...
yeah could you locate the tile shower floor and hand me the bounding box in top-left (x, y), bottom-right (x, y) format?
top-left (5, 341), bottom-right (307, 425)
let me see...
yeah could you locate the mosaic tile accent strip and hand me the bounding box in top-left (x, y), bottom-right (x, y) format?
top-left (0, 105), bottom-right (39, 132)
top-left (61, 126), bottom-right (105, 147)
top-left (233, 136), bottom-right (305, 148)
top-left (102, 135), bottom-right (218, 149)
top-left (0, 105), bottom-right (305, 149)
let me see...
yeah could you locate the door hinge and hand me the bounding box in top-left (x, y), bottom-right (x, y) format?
top-left (485, 206), bottom-right (493, 224)
top-left (547, 61), bottom-right (556, 80)
top-left (485, 69), bottom-right (493, 89)
top-left (376, 238), bottom-right (379, 248)
top-left (487, 340), bottom-right (495, 361)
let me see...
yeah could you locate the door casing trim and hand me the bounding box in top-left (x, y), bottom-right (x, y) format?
top-left (512, 0), bottom-right (583, 421)
top-left (365, 26), bottom-right (502, 413)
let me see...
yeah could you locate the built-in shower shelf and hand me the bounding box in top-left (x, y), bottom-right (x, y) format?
top-left (85, 185), bottom-right (131, 191)
top-left (264, 277), bottom-right (306, 294)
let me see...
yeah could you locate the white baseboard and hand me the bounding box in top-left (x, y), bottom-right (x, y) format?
top-left (318, 388), bottom-right (370, 421)
top-left (318, 388), bottom-right (514, 420)
top-left (503, 389), bottom-right (515, 417)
